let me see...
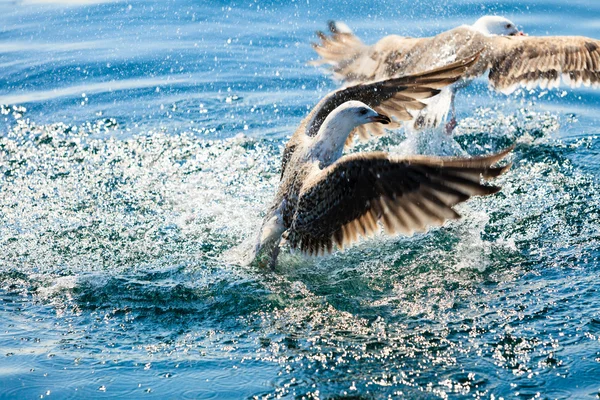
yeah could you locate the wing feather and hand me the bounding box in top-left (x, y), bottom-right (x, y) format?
top-left (485, 36), bottom-right (600, 94)
top-left (286, 147), bottom-right (513, 254)
top-left (312, 22), bottom-right (600, 121)
top-left (305, 52), bottom-right (480, 146)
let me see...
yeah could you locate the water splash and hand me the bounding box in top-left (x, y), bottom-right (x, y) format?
top-left (2, 104), bottom-right (600, 399)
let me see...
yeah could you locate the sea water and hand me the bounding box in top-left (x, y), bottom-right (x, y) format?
top-left (1, 0), bottom-right (600, 398)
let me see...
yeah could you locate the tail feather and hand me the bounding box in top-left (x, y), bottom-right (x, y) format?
top-left (310, 20), bottom-right (370, 82)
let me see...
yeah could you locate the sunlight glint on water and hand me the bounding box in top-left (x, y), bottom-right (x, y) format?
top-left (1, 1), bottom-right (600, 399)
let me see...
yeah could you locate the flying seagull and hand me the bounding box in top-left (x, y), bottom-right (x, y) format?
top-left (312, 16), bottom-right (600, 133)
top-left (252, 55), bottom-right (513, 269)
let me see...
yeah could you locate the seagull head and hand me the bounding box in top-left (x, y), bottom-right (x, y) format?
top-left (335, 101), bottom-right (391, 127)
top-left (311, 101), bottom-right (391, 166)
top-left (472, 16), bottom-right (526, 37)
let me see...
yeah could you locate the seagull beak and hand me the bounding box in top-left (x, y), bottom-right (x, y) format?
top-left (369, 113), bottom-right (391, 124)
top-left (511, 30), bottom-right (527, 36)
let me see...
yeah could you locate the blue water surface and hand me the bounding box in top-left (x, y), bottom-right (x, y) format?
top-left (1, 0), bottom-right (600, 399)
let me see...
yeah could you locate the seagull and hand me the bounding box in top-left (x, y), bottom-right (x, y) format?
top-left (312, 16), bottom-right (600, 133)
top-left (251, 55), bottom-right (513, 269)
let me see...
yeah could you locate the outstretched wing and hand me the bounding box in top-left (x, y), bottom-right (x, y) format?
top-left (310, 20), bottom-right (373, 82)
top-left (312, 21), bottom-right (483, 84)
top-left (313, 21), bottom-right (600, 96)
top-left (287, 147), bottom-right (513, 255)
top-left (306, 52), bottom-right (480, 145)
top-left (484, 35), bottom-right (600, 94)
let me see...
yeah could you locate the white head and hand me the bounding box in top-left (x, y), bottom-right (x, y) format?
top-left (320, 100), bottom-right (390, 134)
top-left (472, 16), bottom-right (525, 36)
top-left (312, 100), bottom-right (390, 164)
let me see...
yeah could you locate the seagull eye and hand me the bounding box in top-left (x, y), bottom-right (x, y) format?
top-left (359, 109), bottom-right (368, 115)
top-left (506, 24), bottom-right (512, 28)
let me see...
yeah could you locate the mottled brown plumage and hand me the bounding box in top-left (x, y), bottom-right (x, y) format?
top-left (313, 20), bottom-right (600, 93)
top-left (252, 55), bottom-right (513, 268)
top-left (280, 53), bottom-right (481, 177)
top-left (286, 148), bottom-right (512, 255)
top-left (312, 18), bottom-right (600, 129)
top-left (486, 36), bottom-right (600, 93)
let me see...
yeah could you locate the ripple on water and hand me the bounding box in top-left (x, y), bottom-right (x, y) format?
top-left (1, 105), bottom-right (600, 399)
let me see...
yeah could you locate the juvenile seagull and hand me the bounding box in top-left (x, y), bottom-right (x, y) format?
top-left (252, 55), bottom-right (513, 268)
top-left (312, 16), bottom-right (600, 132)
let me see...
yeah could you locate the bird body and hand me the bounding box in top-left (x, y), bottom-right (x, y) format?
top-left (254, 101), bottom-right (392, 267)
top-left (252, 56), bottom-right (513, 269)
top-left (312, 16), bottom-right (600, 131)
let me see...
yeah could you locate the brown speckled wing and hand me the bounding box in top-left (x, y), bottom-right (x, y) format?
top-left (306, 52), bottom-right (480, 145)
top-left (286, 147), bottom-right (513, 255)
top-left (310, 20), bottom-right (369, 79)
top-left (280, 142), bottom-right (296, 179)
top-left (485, 36), bottom-right (600, 94)
top-left (312, 23), bottom-right (484, 84)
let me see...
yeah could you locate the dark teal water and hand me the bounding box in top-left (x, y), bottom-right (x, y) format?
top-left (1, 0), bottom-right (600, 398)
